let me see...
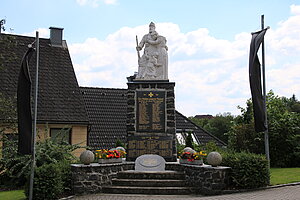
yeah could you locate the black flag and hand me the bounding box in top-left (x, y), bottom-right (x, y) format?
top-left (17, 47), bottom-right (35, 155)
top-left (249, 29), bottom-right (268, 132)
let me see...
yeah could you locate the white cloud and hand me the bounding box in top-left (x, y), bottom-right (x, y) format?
top-left (104, 0), bottom-right (117, 5)
top-left (291, 4), bottom-right (300, 15)
top-left (68, 6), bottom-right (300, 116)
top-left (76, 0), bottom-right (117, 7)
top-left (22, 28), bottom-right (49, 38)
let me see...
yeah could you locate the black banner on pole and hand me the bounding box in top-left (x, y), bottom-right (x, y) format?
top-left (17, 47), bottom-right (35, 155)
top-left (249, 29), bottom-right (268, 133)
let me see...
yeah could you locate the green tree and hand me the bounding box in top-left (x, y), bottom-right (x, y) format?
top-left (190, 112), bottom-right (235, 144)
top-left (189, 117), bottom-right (210, 128)
top-left (185, 132), bottom-right (194, 149)
top-left (228, 91), bottom-right (300, 167)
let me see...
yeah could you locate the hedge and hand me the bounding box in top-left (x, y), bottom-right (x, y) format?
top-left (222, 151), bottom-right (270, 189)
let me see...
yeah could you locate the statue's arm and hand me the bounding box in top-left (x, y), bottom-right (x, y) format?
top-left (137, 35), bottom-right (147, 50)
top-left (147, 37), bottom-right (161, 45)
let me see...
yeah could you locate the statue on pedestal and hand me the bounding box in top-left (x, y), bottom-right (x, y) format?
top-left (135, 22), bottom-right (168, 80)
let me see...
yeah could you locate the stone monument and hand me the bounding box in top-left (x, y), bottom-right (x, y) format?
top-left (127, 22), bottom-right (176, 162)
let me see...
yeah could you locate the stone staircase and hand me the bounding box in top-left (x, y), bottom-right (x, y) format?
top-left (102, 170), bottom-right (192, 195)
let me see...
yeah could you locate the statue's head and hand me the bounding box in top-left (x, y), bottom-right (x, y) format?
top-left (149, 22), bottom-right (155, 33)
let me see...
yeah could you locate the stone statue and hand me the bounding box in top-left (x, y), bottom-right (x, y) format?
top-left (136, 22), bottom-right (168, 80)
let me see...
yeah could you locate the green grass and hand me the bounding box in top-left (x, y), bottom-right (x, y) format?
top-left (0, 190), bottom-right (26, 200)
top-left (270, 168), bottom-right (300, 185)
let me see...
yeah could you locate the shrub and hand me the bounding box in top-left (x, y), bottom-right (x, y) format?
top-left (222, 151), bottom-right (270, 189)
top-left (194, 141), bottom-right (226, 163)
top-left (115, 139), bottom-right (125, 148)
top-left (185, 132), bottom-right (194, 149)
top-left (0, 136), bottom-right (31, 187)
top-left (57, 160), bottom-right (72, 194)
top-left (25, 162), bottom-right (64, 200)
top-left (176, 143), bottom-right (185, 157)
top-left (0, 136), bottom-right (80, 198)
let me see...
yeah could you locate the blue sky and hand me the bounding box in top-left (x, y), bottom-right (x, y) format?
top-left (2, 0), bottom-right (300, 116)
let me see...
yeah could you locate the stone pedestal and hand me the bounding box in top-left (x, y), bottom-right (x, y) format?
top-left (126, 80), bottom-right (177, 161)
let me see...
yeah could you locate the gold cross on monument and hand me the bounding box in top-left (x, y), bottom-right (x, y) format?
top-left (148, 92), bottom-right (154, 97)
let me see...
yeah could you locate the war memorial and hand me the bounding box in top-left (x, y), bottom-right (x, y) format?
top-left (126, 22), bottom-right (177, 162)
top-left (71, 22), bottom-right (231, 195)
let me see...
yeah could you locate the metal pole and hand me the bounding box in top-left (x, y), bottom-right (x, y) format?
top-left (261, 15), bottom-right (270, 167)
top-left (29, 31), bottom-right (39, 200)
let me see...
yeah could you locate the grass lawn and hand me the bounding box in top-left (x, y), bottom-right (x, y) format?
top-left (0, 190), bottom-right (26, 200)
top-left (270, 168), bottom-right (300, 185)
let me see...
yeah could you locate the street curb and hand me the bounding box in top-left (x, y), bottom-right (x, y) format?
top-left (219, 182), bottom-right (300, 195)
top-left (266, 182), bottom-right (300, 189)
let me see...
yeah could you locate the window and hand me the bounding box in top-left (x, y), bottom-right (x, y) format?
top-left (50, 128), bottom-right (71, 144)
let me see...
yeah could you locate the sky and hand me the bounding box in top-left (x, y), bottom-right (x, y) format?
top-left (2, 0), bottom-right (300, 117)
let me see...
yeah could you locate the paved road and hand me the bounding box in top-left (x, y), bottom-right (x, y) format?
top-left (71, 184), bottom-right (300, 200)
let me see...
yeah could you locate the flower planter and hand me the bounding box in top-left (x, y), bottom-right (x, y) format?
top-left (98, 158), bottom-right (122, 164)
top-left (179, 159), bottom-right (203, 165)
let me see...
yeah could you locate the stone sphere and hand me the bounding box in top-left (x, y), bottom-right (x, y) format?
top-left (183, 147), bottom-right (196, 154)
top-left (80, 150), bottom-right (95, 165)
top-left (207, 151), bottom-right (222, 167)
top-left (116, 146), bottom-right (126, 152)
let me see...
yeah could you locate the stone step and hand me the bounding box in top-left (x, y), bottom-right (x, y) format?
top-left (117, 170), bottom-right (185, 180)
top-left (102, 185), bottom-right (192, 195)
top-left (112, 178), bottom-right (186, 187)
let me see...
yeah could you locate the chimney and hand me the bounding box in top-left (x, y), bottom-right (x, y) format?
top-left (49, 27), bottom-right (64, 47)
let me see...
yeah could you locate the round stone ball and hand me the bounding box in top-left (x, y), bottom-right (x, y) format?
top-left (207, 151), bottom-right (222, 167)
top-left (116, 146), bottom-right (126, 152)
top-left (183, 147), bottom-right (196, 154)
top-left (80, 150), bottom-right (95, 165)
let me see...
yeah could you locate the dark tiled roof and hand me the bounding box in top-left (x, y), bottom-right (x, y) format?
top-left (80, 86), bottom-right (226, 150)
top-left (175, 111), bottom-right (226, 146)
top-left (80, 87), bottom-right (127, 149)
top-left (0, 33), bottom-right (88, 124)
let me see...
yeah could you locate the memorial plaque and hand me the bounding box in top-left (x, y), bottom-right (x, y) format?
top-left (127, 135), bottom-right (173, 161)
top-left (136, 90), bottom-right (166, 132)
top-left (135, 154), bottom-right (166, 171)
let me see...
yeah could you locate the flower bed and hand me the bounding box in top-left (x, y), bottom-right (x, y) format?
top-left (179, 151), bottom-right (207, 165)
top-left (95, 149), bottom-right (126, 164)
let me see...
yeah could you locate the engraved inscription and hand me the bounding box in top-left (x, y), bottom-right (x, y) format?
top-left (127, 136), bottom-right (173, 159)
top-left (136, 91), bottom-right (165, 132)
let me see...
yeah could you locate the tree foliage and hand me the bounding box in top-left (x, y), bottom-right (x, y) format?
top-left (228, 91), bottom-right (300, 167)
top-left (189, 112), bottom-right (235, 144)
top-left (185, 131), bottom-right (194, 149)
top-left (0, 135), bottom-right (80, 186)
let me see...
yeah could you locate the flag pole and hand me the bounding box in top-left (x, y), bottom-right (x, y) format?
top-left (29, 31), bottom-right (39, 200)
top-left (261, 15), bottom-right (270, 168)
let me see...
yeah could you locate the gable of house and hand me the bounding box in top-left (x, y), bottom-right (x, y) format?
top-left (0, 30), bottom-right (89, 156)
top-left (0, 32), bottom-right (88, 124)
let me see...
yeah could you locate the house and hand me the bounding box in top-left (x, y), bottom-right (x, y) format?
top-left (0, 28), bottom-right (89, 156)
top-left (0, 28), bottom-right (226, 157)
top-left (194, 115), bottom-right (214, 119)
